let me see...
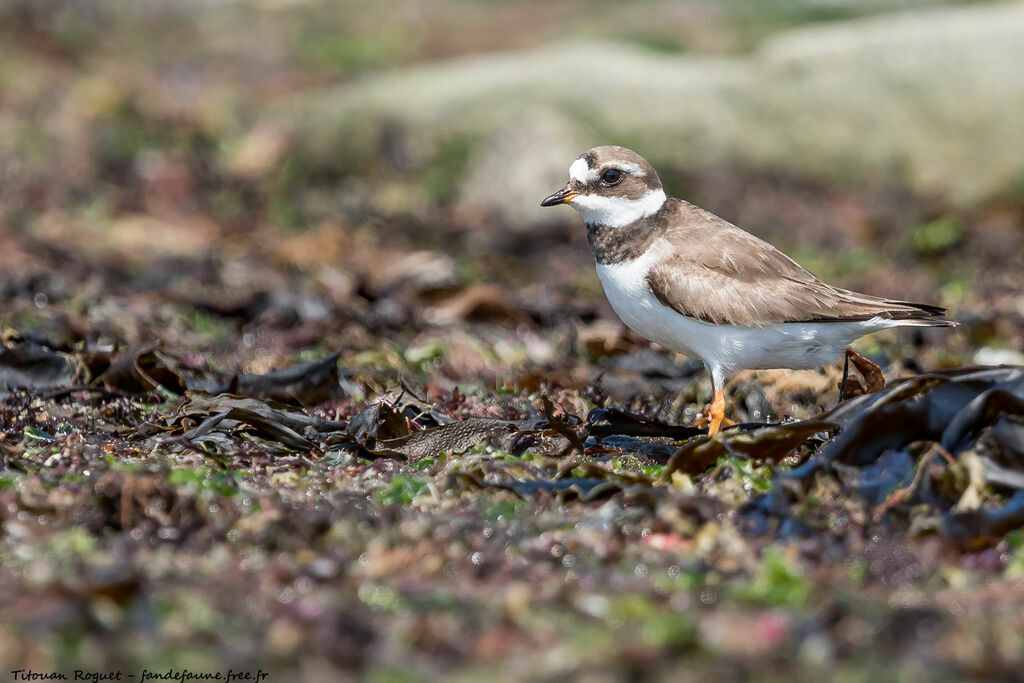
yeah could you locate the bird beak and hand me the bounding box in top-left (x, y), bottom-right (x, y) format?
top-left (540, 184), bottom-right (579, 207)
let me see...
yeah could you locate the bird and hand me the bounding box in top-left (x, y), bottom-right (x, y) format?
top-left (540, 145), bottom-right (955, 436)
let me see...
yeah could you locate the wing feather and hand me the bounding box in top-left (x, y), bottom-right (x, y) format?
top-left (644, 201), bottom-right (952, 327)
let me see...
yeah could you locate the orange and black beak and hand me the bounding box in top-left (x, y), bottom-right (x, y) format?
top-left (540, 184), bottom-right (579, 207)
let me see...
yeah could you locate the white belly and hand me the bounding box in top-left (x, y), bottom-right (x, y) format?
top-left (595, 257), bottom-right (902, 375)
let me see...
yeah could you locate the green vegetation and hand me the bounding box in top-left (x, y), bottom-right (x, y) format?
top-left (0, 1), bottom-right (1020, 680)
top-left (378, 475), bottom-right (429, 505)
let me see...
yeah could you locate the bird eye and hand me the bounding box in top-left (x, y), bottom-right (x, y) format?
top-left (601, 168), bottom-right (622, 184)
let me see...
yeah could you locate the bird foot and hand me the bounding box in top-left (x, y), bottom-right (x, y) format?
top-left (693, 392), bottom-right (737, 436)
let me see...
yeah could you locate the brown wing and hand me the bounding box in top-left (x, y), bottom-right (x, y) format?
top-left (645, 201), bottom-right (951, 327)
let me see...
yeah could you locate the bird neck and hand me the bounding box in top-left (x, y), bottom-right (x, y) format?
top-left (572, 188), bottom-right (666, 229)
top-left (586, 198), bottom-right (672, 264)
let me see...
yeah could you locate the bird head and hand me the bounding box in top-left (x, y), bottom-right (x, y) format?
top-left (541, 145), bottom-right (666, 227)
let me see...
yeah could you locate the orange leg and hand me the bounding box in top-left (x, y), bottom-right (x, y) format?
top-left (707, 386), bottom-right (726, 437)
top-left (693, 368), bottom-right (734, 435)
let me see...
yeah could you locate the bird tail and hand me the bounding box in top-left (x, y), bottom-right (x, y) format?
top-left (824, 287), bottom-right (959, 327)
top-left (876, 300), bottom-right (958, 327)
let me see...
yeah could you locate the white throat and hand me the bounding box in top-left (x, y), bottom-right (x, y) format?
top-left (570, 188), bottom-right (667, 228)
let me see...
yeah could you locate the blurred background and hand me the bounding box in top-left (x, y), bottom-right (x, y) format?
top-left (2, 0), bottom-right (1024, 678)
top-left (2, 0), bottom-right (1023, 382)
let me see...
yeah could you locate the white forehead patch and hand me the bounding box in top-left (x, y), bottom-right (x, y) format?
top-left (569, 188), bottom-right (667, 228)
top-left (568, 157), bottom-right (598, 184)
top-left (570, 157), bottom-right (645, 185)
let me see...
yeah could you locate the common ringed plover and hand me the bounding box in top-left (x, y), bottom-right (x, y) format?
top-left (541, 145), bottom-right (955, 436)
